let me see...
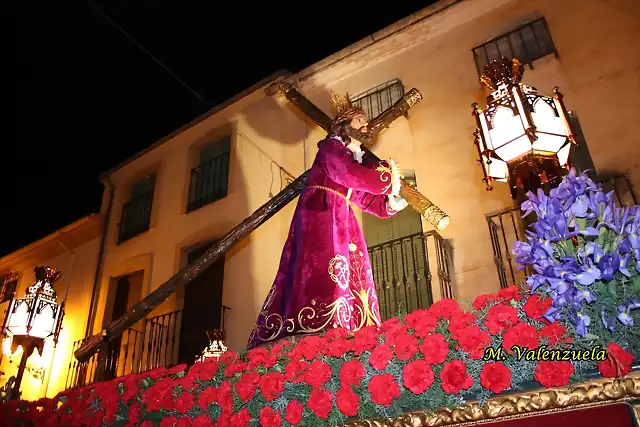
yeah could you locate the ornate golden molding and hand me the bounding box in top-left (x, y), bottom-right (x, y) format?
top-left (345, 371), bottom-right (640, 427)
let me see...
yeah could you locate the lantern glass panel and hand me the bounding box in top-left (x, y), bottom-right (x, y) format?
top-left (30, 300), bottom-right (56, 339)
top-left (482, 155), bottom-right (508, 181)
top-left (7, 300), bottom-right (29, 336)
top-left (488, 106), bottom-right (529, 156)
top-left (530, 97), bottom-right (569, 153)
top-left (557, 143), bottom-right (571, 167)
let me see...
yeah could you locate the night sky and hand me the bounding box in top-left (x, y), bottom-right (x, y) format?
top-left (0, 0), bottom-right (437, 257)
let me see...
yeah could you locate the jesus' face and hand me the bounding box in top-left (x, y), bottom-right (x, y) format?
top-left (349, 114), bottom-right (368, 133)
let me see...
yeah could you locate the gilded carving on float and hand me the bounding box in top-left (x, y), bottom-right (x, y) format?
top-left (343, 371), bottom-right (640, 427)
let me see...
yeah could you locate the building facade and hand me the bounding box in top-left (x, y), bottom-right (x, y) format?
top-left (2, 0), bottom-right (638, 398)
top-left (0, 215), bottom-right (101, 400)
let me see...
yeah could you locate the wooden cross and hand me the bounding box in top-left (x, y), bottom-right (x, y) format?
top-left (75, 81), bottom-right (447, 362)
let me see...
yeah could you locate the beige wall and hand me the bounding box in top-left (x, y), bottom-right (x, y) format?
top-left (94, 0), bottom-right (639, 353)
top-left (0, 237), bottom-right (100, 400)
top-left (297, 0), bottom-right (640, 302)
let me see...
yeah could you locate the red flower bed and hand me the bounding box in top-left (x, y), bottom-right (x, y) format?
top-left (0, 286), bottom-right (636, 427)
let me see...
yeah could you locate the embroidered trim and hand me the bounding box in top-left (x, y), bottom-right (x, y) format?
top-left (387, 159), bottom-right (402, 196)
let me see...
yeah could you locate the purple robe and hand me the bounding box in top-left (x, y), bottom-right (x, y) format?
top-left (247, 136), bottom-right (405, 349)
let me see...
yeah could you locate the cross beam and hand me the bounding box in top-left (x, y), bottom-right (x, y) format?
top-left (74, 82), bottom-right (442, 362)
top-left (275, 83), bottom-right (449, 229)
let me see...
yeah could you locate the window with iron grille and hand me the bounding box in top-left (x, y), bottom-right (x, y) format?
top-left (0, 273), bottom-right (19, 303)
top-left (472, 17), bottom-right (558, 76)
top-left (350, 79), bottom-right (405, 120)
top-left (187, 136), bottom-right (231, 212)
top-left (118, 175), bottom-right (156, 244)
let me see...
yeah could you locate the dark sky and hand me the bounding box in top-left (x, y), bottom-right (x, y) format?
top-left (0, 0), bottom-right (437, 257)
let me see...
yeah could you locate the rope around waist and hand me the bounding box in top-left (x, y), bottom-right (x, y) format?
top-left (307, 185), bottom-right (355, 210)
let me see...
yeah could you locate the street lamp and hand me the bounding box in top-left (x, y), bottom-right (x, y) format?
top-left (472, 57), bottom-right (577, 199)
top-left (1, 266), bottom-right (65, 400)
top-left (199, 329), bottom-right (227, 361)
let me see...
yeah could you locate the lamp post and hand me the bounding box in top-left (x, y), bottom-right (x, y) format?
top-left (472, 57), bottom-right (577, 200)
top-left (1, 266), bottom-right (65, 400)
top-left (199, 329), bottom-right (227, 362)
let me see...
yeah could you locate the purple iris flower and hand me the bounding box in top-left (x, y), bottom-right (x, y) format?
top-left (598, 253), bottom-right (620, 281)
top-left (617, 304), bottom-right (634, 327)
top-left (577, 289), bottom-right (597, 304)
top-left (573, 312), bottom-right (591, 337)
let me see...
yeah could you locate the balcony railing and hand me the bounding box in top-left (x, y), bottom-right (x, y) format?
top-left (118, 190), bottom-right (154, 244)
top-left (368, 231), bottom-right (452, 320)
top-left (487, 173), bottom-right (637, 289)
top-left (187, 151), bottom-right (230, 212)
top-left (472, 17), bottom-right (558, 75)
top-left (351, 79), bottom-right (405, 121)
top-left (65, 310), bottom-right (182, 390)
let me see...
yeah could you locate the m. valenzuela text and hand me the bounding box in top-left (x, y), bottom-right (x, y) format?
top-left (483, 345), bottom-right (607, 362)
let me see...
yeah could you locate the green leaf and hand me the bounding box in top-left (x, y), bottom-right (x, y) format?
top-left (607, 280), bottom-right (617, 298)
top-left (631, 275), bottom-right (640, 295)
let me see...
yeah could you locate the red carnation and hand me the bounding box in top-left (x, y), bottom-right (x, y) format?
top-left (539, 322), bottom-right (572, 346)
top-left (502, 323), bottom-right (539, 354)
top-left (368, 373), bottom-right (401, 406)
top-left (188, 360), bottom-right (218, 381)
top-left (369, 344), bottom-right (393, 370)
top-left (217, 381), bottom-right (234, 412)
top-left (160, 416), bottom-right (177, 427)
top-left (218, 350), bottom-right (238, 364)
top-left (285, 400), bottom-right (304, 425)
top-left (404, 309), bottom-right (438, 337)
top-left (339, 360), bottom-right (365, 387)
top-left (353, 326), bottom-right (379, 355)
top-left (224, 360), bottom-right (247, 377)
top-left (288, 335), bottom-right (325, 361)
top-left (430, 298), bottom-right (460, 319)
top-left (260, 371), bottom-right (285, 401)
top-left (455, 326), bottom-right (492, 359)
top-left (534, 360), bottom-right (574, 387)
top-left (480, 362), bottom-right (511, 393)
top-left (246, 347), bottom-right (270, 369)
top-left (259, 407), bottom-right (283, 427)
top-left (473, 293), bottom-right (498, 310)
top-left (325, 327), bottom-right (350, 341)
top-left (230, 408), bottom-right (252, 427)
top-left (326, 337), bottom-right (353, 357)
top-left (285, 359), bottom-right (308, 383)
top-left (384, 323), bottom-right (410, 347)
top-left (308, 388), bottom-right (333, 419)
top-left (393, 333), bottom-right (419, 361)
top-left (419, 333), bottom-right (449, 365)
top-left (336, 387), bottom-right (360, 417)
top-left (174, 391), bottom-right (195, 414)
top-left (235, 371), bottom-right (260, 401)
top-left (304, 360), bottom-right (332, 388)
top-left (484, 304), bottom-right (519, 335)
top-left (523, 294), bottom-right (552, 320)
top-left (402, 360), bottom-right (435, 394)
top-left (440, 360), bottom-right (473, 394)
top-left (497, 285), bottom-right (522, 302)
top-left (380, 317), bottom-right (402, 334)
top-left (598, 343), bottom-right (634, 378)
top-left (193, 415), bottom-right (215, 427)
top-left (448, 311), bottom-right (476, 337)
top-left (197, 387), bottom-right (218, 410)
top-left (128, 405), bottom-right (142, 424)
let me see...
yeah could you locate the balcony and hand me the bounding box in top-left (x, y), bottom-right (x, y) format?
top-left (117, 190), bottom-right (154, 244)
top-left (65, 310), bottom-right (182, 390)
top-left (187, 151), bottom-right (230, 213)
top-left (367, 231), bottom-right (453, 320)
top-left (472, 17), bottom-right (558, 75)
top-left (350, 79), bottom-right (405, 121)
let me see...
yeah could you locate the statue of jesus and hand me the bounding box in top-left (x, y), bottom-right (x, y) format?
top-left (247, 97), bottom-right (408, 349)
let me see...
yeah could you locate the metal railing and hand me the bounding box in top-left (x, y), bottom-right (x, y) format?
top-left (472, 17), bottom-right (558, 75)
top-left (487, 173), bottom-right (637, 289)
top-left (187, 151), bottom-right (230, 212)
top-left (368, 231), bottom-right (452, 320)
top-left (118, 190), bottom-right (155, 244)
top-left (65, 310), bottom-right (182, 390)
top-left (351, 79), bottom-right (405, 120)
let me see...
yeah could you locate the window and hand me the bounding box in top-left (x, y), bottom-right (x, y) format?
top-left (350, 79), bottom-right (405, 120)
top-left (472, 17), bottom-right (558, 75)
top-left (118, 175), bottom-right (156, 244)
top-left (187, 136), bottom-right (231, 212)
top-left (0, 273), bottom-right (19, 303)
